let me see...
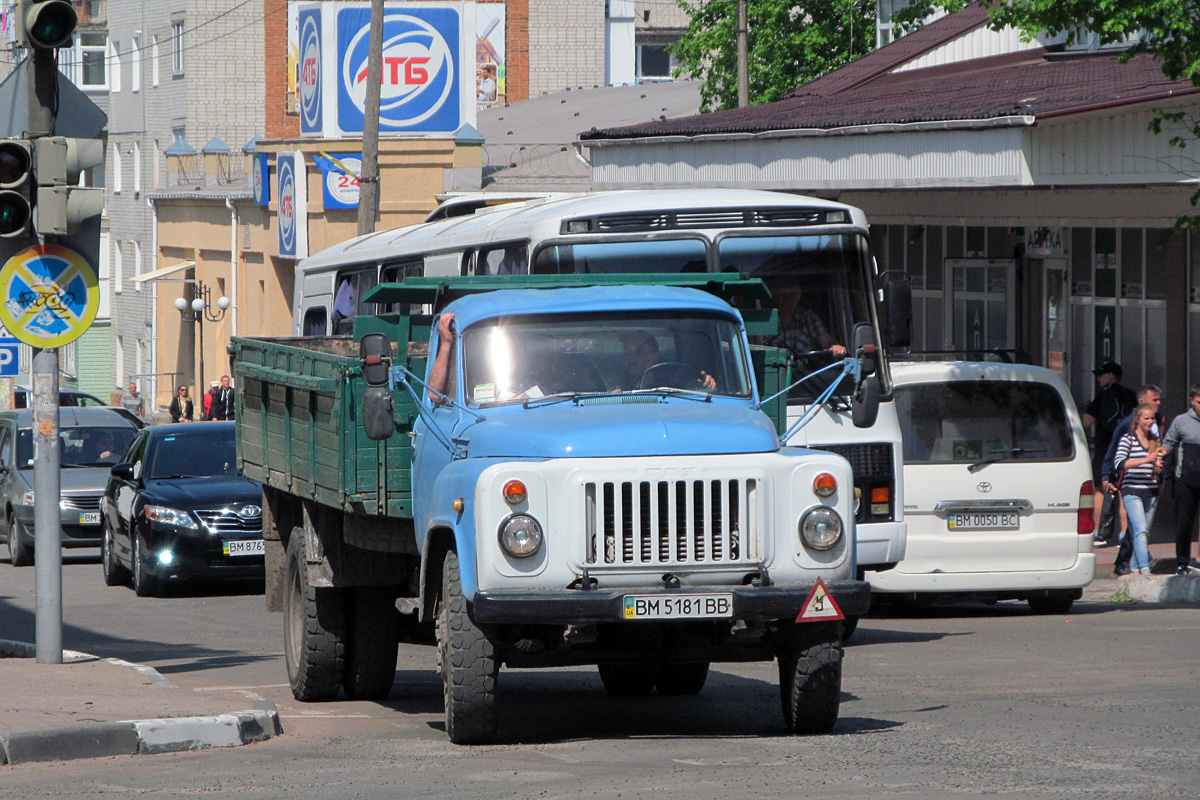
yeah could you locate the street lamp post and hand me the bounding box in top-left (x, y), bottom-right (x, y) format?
top-left (175, 279), bottom-right (230, 395)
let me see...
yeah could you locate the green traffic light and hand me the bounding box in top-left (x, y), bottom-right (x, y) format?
top-left (25, 1), bottom-right (77, 49)
top-left (0, 190), bottom-right (32, 236)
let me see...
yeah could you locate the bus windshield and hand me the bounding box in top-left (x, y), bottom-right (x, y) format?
top-left (532, 238), bottom-right (708, 274)
top-left (719, 233), bottom-right (876, 402)
top-left (461, 312), bottom-right (752, 406)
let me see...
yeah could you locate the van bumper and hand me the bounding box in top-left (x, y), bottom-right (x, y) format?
top-left (867, 552), bottom-right (1095, 594)
top-left (471, 579), bottom-right (871, 625)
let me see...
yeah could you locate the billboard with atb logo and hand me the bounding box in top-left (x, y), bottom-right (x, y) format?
top-left (296, 1), bottom-right (476, 138)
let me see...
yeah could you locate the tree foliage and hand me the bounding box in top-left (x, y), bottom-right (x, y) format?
top-left (671, 0), bottom-right (876, 113)
top-left (895, 1), bottom-right (1200, 226)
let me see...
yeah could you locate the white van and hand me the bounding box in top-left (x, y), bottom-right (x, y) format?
top-left (868, 361), bottom-right (1095, 614)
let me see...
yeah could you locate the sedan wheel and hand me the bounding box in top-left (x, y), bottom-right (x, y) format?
top-left (102, 523), bottom-right (130, 587)
top-left (7, 513), bottom-right (33, 567)
top-left (131, 533), bottom-right (160, 597)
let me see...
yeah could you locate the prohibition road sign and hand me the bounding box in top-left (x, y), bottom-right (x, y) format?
top-left (0, 244), bottom-right (100, 349)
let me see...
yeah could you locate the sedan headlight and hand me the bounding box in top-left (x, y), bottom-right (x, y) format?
top-left (21, 490), bottom-right (35, 506)
top-left (144, 505), bottom-right (198, 530)
top-left (799, 507), bottom-right (843, 551)
top-left (498, 514), bottom-right (543, 558)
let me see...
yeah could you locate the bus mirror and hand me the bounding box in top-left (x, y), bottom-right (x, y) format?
top-left (359, 333), bottom-right (393, 387)
top-left (851, 323), bottom-right (877, 377)
top-left (883, 279), bottom-right (912, 349)
top-left (852, 375), bottom-right (881, 429)
top-left (362, 387), bottom-right (395, 440)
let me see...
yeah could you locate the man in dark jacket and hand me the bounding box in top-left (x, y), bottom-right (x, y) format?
top-left (208, 375), bottom-right (235, 420)
top-left (1099, 385), bottom-right (1163, 573)
top-left (1083, 362), bottom-right (1138, 528)
top-left (1161, 384), bottom-right (1200, 575)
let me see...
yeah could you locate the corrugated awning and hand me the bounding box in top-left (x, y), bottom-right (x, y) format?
top-left (132, 260), bottom-right (195, 284)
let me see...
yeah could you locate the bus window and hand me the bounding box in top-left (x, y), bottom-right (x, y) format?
top-left (478, 243), bottom-right (528, 275)
top-left (331, 268), bottom-right (380, 334)
top-left (532, 239), bottom-right (708, 274)
top-left (303, 307), bottom-right (328, 336)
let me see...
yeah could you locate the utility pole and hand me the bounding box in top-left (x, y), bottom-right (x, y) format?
top-left (357, 0), bottom-right (384, 235)
top-left (736, 0), bottom-right (749, 108)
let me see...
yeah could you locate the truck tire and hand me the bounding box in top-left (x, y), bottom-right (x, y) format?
top-left (598, 664), bottom-right (657, 696)
top-left (1028, 591), bottom-right (1075, 615)
top-left (654, 662), bottom-right (710, 696)
top-left (7, 514), bottom-right (32, 567)
top-left (284, 530), bottom-right (346, 702)
top-left (778, 626), bottom-right (842, 735)
top-left (436, 550), bottom-right (499, 744)
top-left (343, 587), bottom-right (399, 701)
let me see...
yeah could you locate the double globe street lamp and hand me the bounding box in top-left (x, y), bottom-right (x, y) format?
top-left (174, 279), bottom-right (230, 394)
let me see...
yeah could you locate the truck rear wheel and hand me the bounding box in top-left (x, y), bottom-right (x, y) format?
top-left (654, 662), bottom-right (710, 695)
top-left (778, 626), bottom-right (842, 734)
top-left (598, 664), bottom-right (657, 696)
top-left (437, 550), bottom-right (499, 744)
top-left (343, 587), bottom-right (400, 701)
top-left (284, 529), bottom-right (346, 702)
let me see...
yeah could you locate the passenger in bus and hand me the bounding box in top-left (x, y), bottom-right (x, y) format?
top-left (614, 330), bottom-right (716, 392)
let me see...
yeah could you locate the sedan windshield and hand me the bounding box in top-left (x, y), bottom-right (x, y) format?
top-left (461, 312), bottom-right (751, 406)
top-left (16, 426), bottom-right (137, 469)
top-left (147, 428), bottom-right (239, 478)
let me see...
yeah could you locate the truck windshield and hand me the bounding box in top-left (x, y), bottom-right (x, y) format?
top-left (461, 312), bottom-right (752, 406)
top-left (719, 233), bottom-right (875, 402)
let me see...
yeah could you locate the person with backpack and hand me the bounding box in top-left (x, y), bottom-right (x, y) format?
top-left (1083, 362), bottom-right (1138, 528)
top-left (1099, 385), bottom-right (1164, 574)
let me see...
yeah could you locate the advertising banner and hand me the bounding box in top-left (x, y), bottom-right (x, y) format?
top-left (315, 153), bottom-right (362, 210)
top-left (277, 152), bottom-right (309, 259)
top-left (252, 152), bottom-right (271, 206)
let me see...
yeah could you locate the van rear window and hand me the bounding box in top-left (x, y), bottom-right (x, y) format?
top-left (895, 381), bottom-right (1074, 465)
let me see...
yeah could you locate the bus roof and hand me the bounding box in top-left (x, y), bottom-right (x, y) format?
top-left (299, 188), bottom-right (868, 273)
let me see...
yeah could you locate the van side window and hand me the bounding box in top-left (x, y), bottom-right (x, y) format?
top-left (0, 428), bottom-right (11, 467)
top-left (303, 307), bottom-right (327, 336)
top-left (477, 243), bottom-right (529, 275)
top-left (331, 267), bottom-right (380, 334)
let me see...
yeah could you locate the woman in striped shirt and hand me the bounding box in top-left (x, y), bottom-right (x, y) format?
top-left (1115, 403), bottom-right (1165, 574)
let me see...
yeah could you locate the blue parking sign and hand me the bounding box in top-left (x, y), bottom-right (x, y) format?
top-left (0, 337), bottom-right (19, 377)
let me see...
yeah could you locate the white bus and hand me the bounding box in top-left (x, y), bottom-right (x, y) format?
top-left (293, 189), bottom-right (910, 577)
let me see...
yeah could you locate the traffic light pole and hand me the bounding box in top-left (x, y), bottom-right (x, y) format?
top-left (28, 12), bottom-right (63, 665)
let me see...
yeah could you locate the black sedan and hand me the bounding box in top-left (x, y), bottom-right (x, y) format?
top-left (101, 422), bottom-right (264, 596)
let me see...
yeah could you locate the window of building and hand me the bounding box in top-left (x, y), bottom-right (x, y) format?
top-left (78, 32), bottom-right (107, 90)
top-left (172, 20), bottom-right (185, 76)
top-left (132, 142), bottom-right (141, 194)
top-left (111, 144), bottom-right (122, 193)
top-left (110, 40), bottom-right (121, 92)
top-left (131, 35), bottom-right (141, 92)
top-left (636, 44), bottom-right (675, 81)
top-left (132, 240), bottom-right (142, 292)
top-left (152, 35), bottom-right (159, 86)
top-left (116, 336), bottom-right (125, 386)
top-left (113, 241), bottom-right (123, 294)
top-left (152, 139), bottom-right (160, 189)
top-left (98, 229), bottom-right (111, 319)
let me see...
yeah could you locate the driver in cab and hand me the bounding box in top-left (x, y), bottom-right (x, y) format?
top-left (614, 330), bottom-right (716, 392)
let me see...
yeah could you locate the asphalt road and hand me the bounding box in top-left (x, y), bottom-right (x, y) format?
top-left (2, 550), bottom-right (1199, 798)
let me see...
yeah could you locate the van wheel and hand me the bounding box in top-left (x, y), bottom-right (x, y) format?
top-left (1028, 592), bottom-right (1075, 615)
top-left (343, 587), bottom-right (399, 701)
top-left (655, 662), bottom-right (710, 695)
top-left (131, 534), bottom-right (160, 597)
top-left (779, 625), bottom-right (842, 734)
top-left (102, 523), bottom-right (129, 586)
top-left (7, 513), bottom-right (32, 567)
top-left (283, 529), bottom-right (346, 701)
top-left (437, 550), bottom-right (499, 744)
top-left (598, 664), bottom-right (657, 696)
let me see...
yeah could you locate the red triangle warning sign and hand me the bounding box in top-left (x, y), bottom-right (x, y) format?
top-left (796, 577), bottom-right (845, 622)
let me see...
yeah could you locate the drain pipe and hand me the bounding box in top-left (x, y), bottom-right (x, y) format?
top-left (225, 197), bottom-right (238, 338)
top-left (147, 195), bottom-right (158, 407)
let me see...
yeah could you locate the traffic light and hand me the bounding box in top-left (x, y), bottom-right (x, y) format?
top-left (33, 137), bottom-right (104, 236)
top-left (15, 1), bottom-right (77, 50)
top-left (0, 140), bottom-right (34, 238)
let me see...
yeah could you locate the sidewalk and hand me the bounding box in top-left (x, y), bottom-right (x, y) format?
top-left (0, 639), bottom-right (281, 765)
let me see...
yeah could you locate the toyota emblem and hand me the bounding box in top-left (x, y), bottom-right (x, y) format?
top-left (977, 482), bottom-right (993, 493)
top-left (239, 505), bottom-right (263, 518)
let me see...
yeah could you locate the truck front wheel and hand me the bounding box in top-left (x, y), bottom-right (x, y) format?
top-left (778, 626), bottom-right (842, 734)
top-left (284, 529), bottom-right (346, 702)
top-left (436, 550), bottom-right (499, 744)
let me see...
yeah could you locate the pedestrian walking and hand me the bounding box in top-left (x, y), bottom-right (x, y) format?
top-left (1160, 382), bottom-right (1200, 574)
top-left (120, 381), bottom-right (146, 420)
top-left (169, 385), bottom-right (194, 423)
top-left (1099, 385), bottom-right (1164, 573)
top-left (1114, 404), bottom-right (1164, 575)
top-left (203, 381), bottom-right (218, 420)
top-left (1083, 362), bottom-right (1137, 527)
top-left (208, 375), bottom-right (235, 420)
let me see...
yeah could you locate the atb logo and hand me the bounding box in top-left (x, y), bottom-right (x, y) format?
top-left (339, 10), bottom-right (457, 129)
top-left (278, 159), bottom-right (296, 254)
top-left (299, 12), bottom-right (322, 130)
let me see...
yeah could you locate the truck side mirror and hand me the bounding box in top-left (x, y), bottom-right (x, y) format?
top-left (359, 333), bottom-right (393, 388)
top-left (362, 387), bottom-right (395, 441)
top-left (883, 278), bottom-right (912, 350)
top-left (851, 323), bottom-right (877, 377)
top-left (852, 374), bottom-right (880, 429)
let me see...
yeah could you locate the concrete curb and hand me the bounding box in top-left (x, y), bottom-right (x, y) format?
top-left (0, 640), bottom-right (283, 765)
top-left (1117, 573), bottom-right (1200, 604)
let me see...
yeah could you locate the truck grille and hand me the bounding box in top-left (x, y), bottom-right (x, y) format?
top-left (195, 508), bottom-right (263, 535)
top-left (583, 478), bottom-right (761, 567)
top-left (61, 494), bottom-right (101, 511)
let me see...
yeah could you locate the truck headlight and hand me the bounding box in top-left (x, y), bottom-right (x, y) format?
top-left (498, 514), bottom-right (542, 558)
top-left (799, 507), bottom-right (843, 551)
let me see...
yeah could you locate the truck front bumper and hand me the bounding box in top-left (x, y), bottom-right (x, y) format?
top-left (471, 580), bottom-right (871, 625)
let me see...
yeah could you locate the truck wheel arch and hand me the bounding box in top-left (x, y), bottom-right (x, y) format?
top-left (420, 528), bottom-right (455, 623)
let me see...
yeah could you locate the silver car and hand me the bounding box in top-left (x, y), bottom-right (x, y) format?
top-left (0, 407), bottom-right (140, 566)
